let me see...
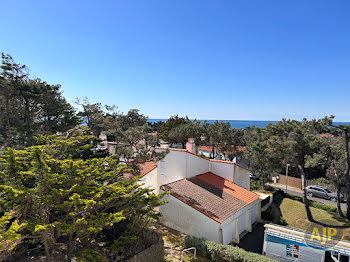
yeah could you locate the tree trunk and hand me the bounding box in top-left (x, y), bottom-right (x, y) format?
top-left (210, 145), bottom-right (215, 159)
top-left (332, 161), bottom-right (345, 218)
top-left (67, 231), bottom-right (74, 262)
top-left (298, 165), bottom-right (314, 222)
top-left (343, 131), bottom-right (350, 220)
top-left (336, 181), bottom-right (345, 218)
top-left (42, 232), bottom-right (51, 262)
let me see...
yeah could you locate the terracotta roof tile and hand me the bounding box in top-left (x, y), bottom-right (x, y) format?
top-left (196, 172), bottom-right (260, 204)
top-left (197, 146), bottom-right (246, 154)
top-left (138, 161), bottom-right (157, 176)
top-left (160, 172), bottom-right (259, 223)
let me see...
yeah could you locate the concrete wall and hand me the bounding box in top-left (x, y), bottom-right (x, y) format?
top-left (154, 148), bottom-right (250, 189)
top-left (158, 150), bottom-right (187, 186)
top-left (209, 160), bottom-right (234, 182)
top-left (159, 192), bottom-right (221, 243)
top-left (233, 165), bottom-right (250, 190)
top-left (186, 153), bottom-right (209, 178)
top-left (139, 168), bottom-right (159, 194)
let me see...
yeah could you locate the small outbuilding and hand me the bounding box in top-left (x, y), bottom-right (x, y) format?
top-left (159, 172), bottom-right (260, 244)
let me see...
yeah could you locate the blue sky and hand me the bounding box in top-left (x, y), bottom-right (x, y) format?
top-left (1, 1), bottom-right (350, 121)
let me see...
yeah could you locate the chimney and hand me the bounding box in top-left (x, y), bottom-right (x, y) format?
top-left (186, 138), bottom-right (196, 154)
top-left (99, 134), bottom-right (108, 148)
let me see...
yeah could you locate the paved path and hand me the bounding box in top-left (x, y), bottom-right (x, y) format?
top-left (268, 183), bottom-right (347, 209)
top-left (236, 223), bottom-right (265, 254)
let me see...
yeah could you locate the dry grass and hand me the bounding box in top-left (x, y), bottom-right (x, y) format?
top-left (280, 198), bottom-right (350, 240)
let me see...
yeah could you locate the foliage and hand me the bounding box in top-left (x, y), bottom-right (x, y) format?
top-left (158, 115), bottom-right (191, 145)
top-left (284, 194), bottom-right (338, 213)
top-left (0, 129), bottom-right (166, 261)
top-left (0, 53), bottom-right (80, 148)
top-left (168, 121), bottom-right (203, 148)
top-left (0, 211), bottom-right (26, 261)
top-left (261, 210), bottom-right (274, 221)
top-left (184, 236), bottom-right (275, 262)
top-left (244, 117), bottom-right (334, 179)
top-left (250, 180), bottom-right (275, 193)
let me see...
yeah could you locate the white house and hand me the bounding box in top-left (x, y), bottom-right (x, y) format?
top-left (138, 138), bottom-right (261, 244)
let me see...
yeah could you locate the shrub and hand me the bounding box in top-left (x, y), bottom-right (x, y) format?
top-left (261, 210), bottom-right (274, 221)
top-left (184, 235), bottom-right (275, 262)
top-left (284, 193), bottom-right (338, 213)
top-left (250, 180), bottom-right (275, 193)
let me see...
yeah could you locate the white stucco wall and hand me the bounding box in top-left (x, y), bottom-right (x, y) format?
top-left (139, 168), bottom-right (159, 194)
top-left (155, 148), bottom-right (251, 189)
top-left (157, 150), bottom-right (187, 186)
top-left (233, 165), bottom-right (250, 190)
top-left (159, 192), bottom-right (221, 243)
top-left (186, 153), bottom-right (209, 178)
top-left (209, 161), bottom-right (234, 182)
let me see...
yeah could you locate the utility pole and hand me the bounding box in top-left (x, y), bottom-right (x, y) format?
top-left (285, 164), bottom-right (290, 193)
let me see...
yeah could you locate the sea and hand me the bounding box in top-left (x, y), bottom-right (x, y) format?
top-left (148, 119), bottom-right (350, 129)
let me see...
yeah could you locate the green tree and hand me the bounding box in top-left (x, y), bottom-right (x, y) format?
top-left (158, 115), bottom-right (191, 146)
top-left (205, 121), bottom-right (232, 159)
top-left (0, 129), bottom-right (166, 261)
top-left (0, 53), bottom-right (80, 148)
top-left (168, 121), bottom-right (203, 148)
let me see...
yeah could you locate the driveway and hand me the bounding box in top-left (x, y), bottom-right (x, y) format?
top-left (268, 183), bottom-right (347, 210)
top-left (236, 223), bottom-right (265, 254)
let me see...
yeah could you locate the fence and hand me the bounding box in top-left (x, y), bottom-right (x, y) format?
top-left (279, 175), bottom-right (302, 190)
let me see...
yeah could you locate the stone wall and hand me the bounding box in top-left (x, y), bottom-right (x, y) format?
top-left (125, 231), bottom-right (164, 262)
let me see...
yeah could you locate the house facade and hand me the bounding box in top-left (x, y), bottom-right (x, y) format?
top-left (139, 139), bottom-right (261, 244)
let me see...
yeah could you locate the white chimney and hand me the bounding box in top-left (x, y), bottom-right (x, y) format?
top-left (186, 138), bottom-right (196, 154)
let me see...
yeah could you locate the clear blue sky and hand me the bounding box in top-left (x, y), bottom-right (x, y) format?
top-left (1, 1), bottom-right (350, 121)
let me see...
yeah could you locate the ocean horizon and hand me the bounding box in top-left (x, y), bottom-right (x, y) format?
top-left (148, 119), bottom-right (350, 129)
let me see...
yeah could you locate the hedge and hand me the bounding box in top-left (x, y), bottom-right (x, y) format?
top-left (184, 235), bottom-right (275, 262)
top-left (285, 193), bottom-right (338, 213)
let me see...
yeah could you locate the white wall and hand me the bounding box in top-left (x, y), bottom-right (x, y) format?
top-left (157, 150), bottom-right (187, 186)
top-left (159, 192), bottom-right (221, 243)
top-left (209, 161), bottom-right (234, 182)
top-left (186, 153), bottom-right (209, 178)
top-left (233, 165), bottom-right (250, 190)
top-left (139, 168), bottom-right (159, 194)
top-left (155, 149), bottom-right (250, 189)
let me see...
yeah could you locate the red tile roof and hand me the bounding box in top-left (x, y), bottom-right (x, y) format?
top-left (196, 172), bottom-right (259, 204)
top-left (198, 146), bottom-right (246, 154)
top-left (138, 161), bottom-right (157, 176)
top-left (123, 161), bottom-right (157, 178)
top-left (160, 172), bottom-right (259, 223)
top-left (319, 133), bottom-right (333, 138)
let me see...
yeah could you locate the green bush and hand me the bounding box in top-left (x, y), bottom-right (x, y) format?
top-left (261, 210), bottom-right (274, 221)
top-left (284, 193), bottom-right (338, 213)
top-left (312, 177), bottom-right (330, 185)
top-left (184, 235), bottom-right (275, 262)
top-left (250, 180), bottom-right (275, 193)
